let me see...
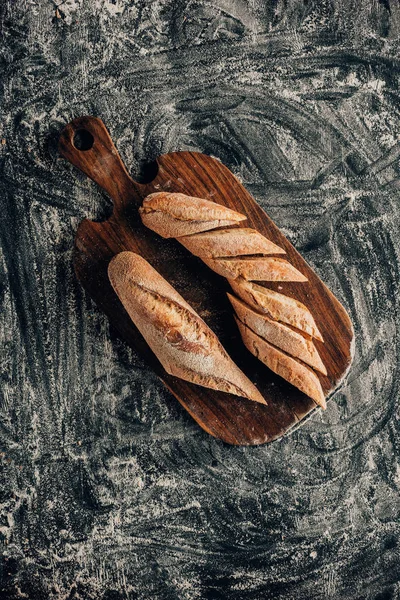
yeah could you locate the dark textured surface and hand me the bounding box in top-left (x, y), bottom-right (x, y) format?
top-left (1, 1), bottom-right (400, 599)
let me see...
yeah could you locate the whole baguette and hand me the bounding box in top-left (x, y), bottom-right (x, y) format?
top-left (228, 294), bottom-right (327, 375)
top-left (178, 227), bottom-right (285, 258)
top-left (139, 192), bottom-right (246, 238)
top-left (202, 257), bottom-right (308, 282)
top-left (139, 192), bottom-right (327, 403)
top-left (108, 252), bottom-right (266, 404)
top-left (235, 318), bottom-right (326, 409)
top-left (230, 278), bottom-right (323, 341)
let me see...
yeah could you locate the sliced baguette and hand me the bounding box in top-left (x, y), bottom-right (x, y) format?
top-left (230, 278), bottom-right (323, 341)
top-left (203, 256), bottom-right (307, 282)
top-left (178, 227), bottom-right (285, 258)
top-left (139, 192), bottom-right (246, 238)
top-left (108, 252), bottom-right (266, 404)
top-left (228, 294), bottom-right (327, 375)
top-left (235, 318), bottom-right (326, 409)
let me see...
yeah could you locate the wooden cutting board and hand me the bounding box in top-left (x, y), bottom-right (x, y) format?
top-left (58, 116), bottom-right (354, 446)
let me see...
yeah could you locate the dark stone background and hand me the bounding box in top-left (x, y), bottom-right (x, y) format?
top-left (1, 1), bottom-right (400, 598)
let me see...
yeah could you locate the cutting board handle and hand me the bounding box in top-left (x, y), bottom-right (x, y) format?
top-left (58, 116), bottom-right (142, 210)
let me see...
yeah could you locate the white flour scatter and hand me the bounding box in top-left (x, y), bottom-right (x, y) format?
top-left (1, 1), bottom-right (400, 599)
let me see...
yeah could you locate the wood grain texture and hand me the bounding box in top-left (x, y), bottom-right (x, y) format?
top-left (58, 116), bottom-right (353, 446)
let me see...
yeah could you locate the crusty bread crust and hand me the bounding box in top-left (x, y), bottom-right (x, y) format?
top-left (230, 278), bottom-right (323, 341)
top-left (228, 294), bottom-right (326, 375)
top-left (178, 227), bottom-right (285, 258)
top-left (139, 192), bottom-right (246, 238)
top-left (108, 252), bottom-right (266, 404)
top-left (235, 318), bottom-right (326, 409)
top-left (139, 191), bottom-right (326, 406)
top-left (202, 257), bottom-right (308, 281)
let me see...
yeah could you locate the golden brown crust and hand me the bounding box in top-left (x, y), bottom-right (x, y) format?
top-left (178, 227), bottom-right (285, 258)
top-left (139, 192), bottom-right (246, 238)
top-left (228, 294), bottom-right (327, 375)
top-left (235, 318), bottom-right (326, 409)
top-left (230, 278), bottom-right (323, 341)
top-left (108, 252), bottom-right (266, 404)
top-left (202, 257), bottom-right (308, 282)
top-left (138, 191), bottom-right (325, 407)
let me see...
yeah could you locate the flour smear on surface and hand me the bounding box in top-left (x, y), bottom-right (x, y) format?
top-left (1, 1), bottom-right (400, 599)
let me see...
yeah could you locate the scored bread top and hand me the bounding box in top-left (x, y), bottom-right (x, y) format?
top-left (178, 227), bottom-right (285, 258)
top-left (138, 191), bottom-right (326, 407)
top-left (203, 257), bottom-right (308, 282)
top-left (108, 252), bottom-right (266, 404)
top-left (230, 278), bottom-right (323, 341)
top-left (228, 293), bottom-right (326, 375)
top-left (236, 318), bottom-right (326, 409)
top-left (139, 192), bottom-right (246, 238)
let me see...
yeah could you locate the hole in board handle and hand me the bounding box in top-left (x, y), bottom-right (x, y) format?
top-left (73, 129), bottom-right (94, 151)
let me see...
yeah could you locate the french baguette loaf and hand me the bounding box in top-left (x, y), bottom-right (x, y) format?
top-left (230, 278), bottom-right (323, 341)
top-left (236, 318), bottom-right (326, 409)
top-left (179, 227), bottom-right (285, 258)
top-left (228, 294), bottom-right (326, 375)
top-left (202, 256), bottom-right (307, 281)
top-left (108, 251), bottom-right (266, 404)
top-left (139, 191), bottom-right (326, 406)
top-left (140, 192), bottom-right (246, 238)
top-left (139, 193), bottom-right (301, 283)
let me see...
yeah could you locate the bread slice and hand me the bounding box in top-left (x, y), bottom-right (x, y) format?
top-left (108, 252), bottom-right (266, 404)
top-left (178, 227), bottom-right (285, 258)
top-left (139, 192), bottom-right (247, 238)
top-left (230, 278), bottom-right (323, 341)
top-left (235, 318), bottom-right (326, 409)
top-left (203, 257), bottom-right (308, 282)
top-left (228, 294), bottom-right (326, 375)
